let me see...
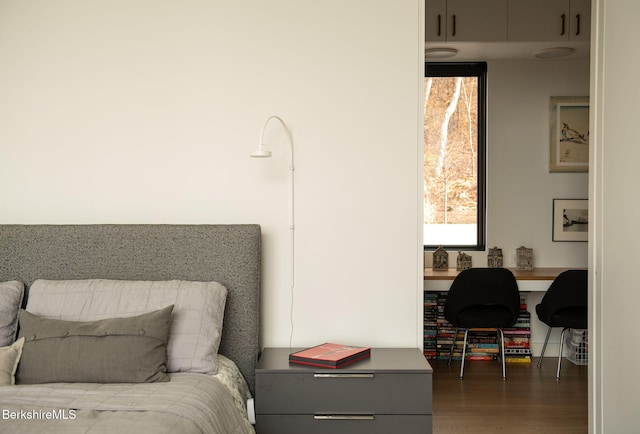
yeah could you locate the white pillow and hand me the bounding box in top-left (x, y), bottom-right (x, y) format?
top-left (0, 281), bottom-right (24, 347)
top-left (0, 337), bottom-right (24, 385)
top-left (26, 279), bottom-right (227, 374)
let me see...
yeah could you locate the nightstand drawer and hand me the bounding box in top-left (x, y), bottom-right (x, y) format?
top-left (257, 414), bottom-right (431, 434)
top-left (256, 371), bottom-right (431, 414)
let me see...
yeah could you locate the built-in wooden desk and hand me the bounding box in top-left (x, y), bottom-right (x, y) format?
top-left (424, 267), bottom-right (579, 291)
top-left (423, 267), bottom-right (586, 356)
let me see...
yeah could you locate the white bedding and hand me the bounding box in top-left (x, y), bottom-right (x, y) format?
top-left (0, 355), bottom-right (255, 434)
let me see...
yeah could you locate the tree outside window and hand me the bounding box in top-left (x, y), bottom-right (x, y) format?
top-left (424, 63), bottom-right (486, 250)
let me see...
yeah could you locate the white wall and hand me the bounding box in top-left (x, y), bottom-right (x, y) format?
top-left (590, 1), bottom-right (640, 432)
top-left (489, 59), bottom-right (590, 357)
top-left (425, 58), bottom-right (590, 269)
top-left (423, 58), bottom-right (590, 356)
top-left (487, 59), bottom-right (590, 268)
top-left (0, 1), bottom-right (424, 349)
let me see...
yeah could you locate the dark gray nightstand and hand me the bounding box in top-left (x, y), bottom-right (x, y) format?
top-left (255, 347), bottom-right (433, 434)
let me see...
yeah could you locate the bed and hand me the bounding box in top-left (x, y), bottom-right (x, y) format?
top-left (0, 224), bottom-right (260, 433)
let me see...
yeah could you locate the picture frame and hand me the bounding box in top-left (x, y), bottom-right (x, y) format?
top-left (552, 199), bottom-right (588, 242)
top-left (549, 96), bottom-right (589, 172)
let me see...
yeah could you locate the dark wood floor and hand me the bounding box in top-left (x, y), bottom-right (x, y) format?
top-left (431, 357), bottom-right (588, 433)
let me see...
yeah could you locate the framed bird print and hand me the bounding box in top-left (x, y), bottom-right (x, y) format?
top-left (549, 96), bottom-right (589, 172)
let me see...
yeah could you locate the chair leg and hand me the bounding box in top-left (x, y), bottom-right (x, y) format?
top-left (448, 328), bottom-right (458, 366)
top-left (459, 329), bottom-right (469, 379)
top-left (537, 327), bottom-right (553, 368)
top-left (557, 328), bottom-right (568, 380)
top-left (498, 328), bottom-right (506, 379)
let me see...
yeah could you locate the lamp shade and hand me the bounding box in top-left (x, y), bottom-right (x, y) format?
top-left (250, 148), bottom-right (272, 158)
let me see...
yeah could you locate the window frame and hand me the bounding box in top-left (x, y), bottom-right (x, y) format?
top-left (423, 62), bottom-right (487, 252)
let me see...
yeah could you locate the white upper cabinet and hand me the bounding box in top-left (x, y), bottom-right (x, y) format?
top-left (508, 0), bottom-right (591, 42)
top-left (426, 0), bottom-right (508, 42)
top-left (568, 0), bottom-right (591, 41)
top-left (425, 0), bottom-right (447, 42)
top-left (426, 0), bottom-right (591, 43)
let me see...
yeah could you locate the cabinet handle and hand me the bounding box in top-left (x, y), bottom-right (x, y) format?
top-left (314, 373), bottom-right (374, 379)
top-left (561, 13), bottom-right (566, 36)
top-left (437, 14), bottom-right (442, 37)
top-left (452, 14), bottom-right (456, 37)
top-left (314, 415), bottom-right (375, 421)
top-left (576, 13), bottom-right (581, 36)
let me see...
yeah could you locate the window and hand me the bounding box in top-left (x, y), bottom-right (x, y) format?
top-left (424, 62), bottom-right (486, 251)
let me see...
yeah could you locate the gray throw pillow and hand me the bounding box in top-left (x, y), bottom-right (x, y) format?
top-left (16, 305), bottom-right (173, 384)
top-left (0, 281), bottom-right (24, 347)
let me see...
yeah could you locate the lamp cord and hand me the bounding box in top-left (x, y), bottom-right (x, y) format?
top-left (289, 157), bottom-right (295, 349)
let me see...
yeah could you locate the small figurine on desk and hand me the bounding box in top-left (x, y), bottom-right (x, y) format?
top-left (432, 246), bottom-right (448, 271)
top-left (487, 246), bottom-right (503, 268)
top-left (456, 251), bottom-right (472, 271)
top-left (516, 246), bottom-right (534, 270)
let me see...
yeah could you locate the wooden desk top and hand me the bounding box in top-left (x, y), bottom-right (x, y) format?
top-left (424, 267), bottom-right (581, 281)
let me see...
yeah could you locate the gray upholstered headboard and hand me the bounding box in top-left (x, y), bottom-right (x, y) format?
top-left (0, 224), bottom-right (261, 393)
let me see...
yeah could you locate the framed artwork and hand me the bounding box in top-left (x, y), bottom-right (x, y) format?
top-left (553, 199), bottom-right (588, 242)
top-left (549, 96), bottom-right (589, 172)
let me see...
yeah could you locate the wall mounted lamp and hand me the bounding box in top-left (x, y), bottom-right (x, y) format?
top-left (250, 115), bottom-right (296, 345)
top-left (250, 115), bottom-right (295, 234)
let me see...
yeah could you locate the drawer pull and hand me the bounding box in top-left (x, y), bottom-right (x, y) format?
top-left (314, 415), bottom-right (375, 421)
top-left (313, 373), bottom-right (374, 379)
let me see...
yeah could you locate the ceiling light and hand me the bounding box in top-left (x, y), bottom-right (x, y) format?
top-left (533, 47), bottom-right (575, 59)
top-left (425, 48), bottom-right (458, 59)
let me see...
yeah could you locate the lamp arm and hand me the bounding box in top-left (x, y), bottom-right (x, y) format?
top-left (260, 116), bottom-right (295, 229)
top-left (260, 116), bottom-right (294, 167)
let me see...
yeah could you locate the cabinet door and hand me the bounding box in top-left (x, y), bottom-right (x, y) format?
top-left (508, 0), bottom-right (570, 41)
top-left (569, 0), bottom-right (590, 41)
top-left (447, 0), bottom-right (508, 41)
top-left (425, 0), bottom-right (447, 42)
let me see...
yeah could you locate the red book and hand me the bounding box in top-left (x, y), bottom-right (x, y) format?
top-left (289, 343), bottom-right (371, 368)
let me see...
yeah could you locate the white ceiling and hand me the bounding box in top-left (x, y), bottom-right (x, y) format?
top-left (425, 41), bottom-right (590, 61)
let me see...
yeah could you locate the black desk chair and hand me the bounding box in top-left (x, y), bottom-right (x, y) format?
top-left (444, 268), bottom-right (520, 379)
top-left (535, 269), bottom-right (588, 379)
